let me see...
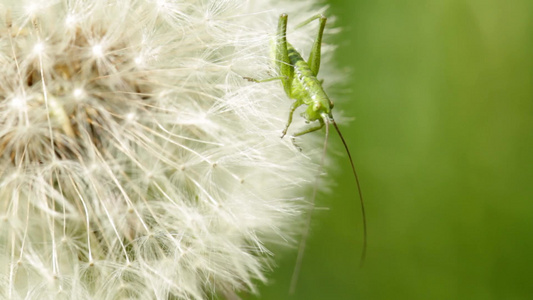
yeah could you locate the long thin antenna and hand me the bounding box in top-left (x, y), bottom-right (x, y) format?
top-left (332, 119), bottom-right (367, 266)
top-left (289, 118), bottom-right (330, 294)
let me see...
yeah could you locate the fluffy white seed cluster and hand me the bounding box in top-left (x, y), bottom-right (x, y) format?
top-left (0, 0), bottom-right (333, 299)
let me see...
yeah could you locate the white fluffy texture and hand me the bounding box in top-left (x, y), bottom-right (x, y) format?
top-left (0, 0), bottom-right (333, 299)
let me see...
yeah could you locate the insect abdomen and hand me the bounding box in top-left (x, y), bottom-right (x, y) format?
top-left (288, 45), bottom-right (323, 98)
top-left (287, 44), bottom-right (316, 81)
top-left (287, 44), bottom-right (330, 119)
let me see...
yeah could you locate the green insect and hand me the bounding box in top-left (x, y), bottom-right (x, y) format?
top-left (245, 13), bottom-right (367, 291)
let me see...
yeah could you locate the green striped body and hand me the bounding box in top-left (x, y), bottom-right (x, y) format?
top-left (287, 43), bottom-right (332, 122)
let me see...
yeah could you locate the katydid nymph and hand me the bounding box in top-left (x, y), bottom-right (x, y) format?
top-left (244, 13), bottom-right (367, 291)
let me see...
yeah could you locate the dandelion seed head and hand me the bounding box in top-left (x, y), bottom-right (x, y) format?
top-left (0, 0), bottom-right (337, 298)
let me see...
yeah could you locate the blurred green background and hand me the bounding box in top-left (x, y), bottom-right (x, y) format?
top-left (256, 0), bottom-right (533, 299)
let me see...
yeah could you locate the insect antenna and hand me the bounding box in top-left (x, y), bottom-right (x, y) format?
top-left (331, 119), bottom-right (367, 266)
top-left (289, 117), bottom-right (330, 294)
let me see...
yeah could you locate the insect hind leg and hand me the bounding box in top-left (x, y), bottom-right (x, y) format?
top-left (295, 14), bottom-right (327, 76)
top-left (275, 14), bottom-right (293, 96)
top-left (294, 14), bottom-right (326, 30)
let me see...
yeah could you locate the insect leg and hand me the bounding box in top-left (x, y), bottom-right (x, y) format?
top-left (292, 118), bottom-right (325, 137)
top-left (293, 14), bottom-right (327, 76)
top-left (242, 76), bottom-right (287, 83)
top-left (281, 100), bottom-right (302, 138)
top-left (297, 14), bottom-right (327, 76)
top-left (294, 14), bottom-right (326, 30)
top-left (275, 14), bottom-right (293, 96)
top-left (290, 118), bottom-right (324, 151)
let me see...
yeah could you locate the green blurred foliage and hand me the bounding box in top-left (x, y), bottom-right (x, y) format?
top-left (256, 0), bottom-right (533, 299)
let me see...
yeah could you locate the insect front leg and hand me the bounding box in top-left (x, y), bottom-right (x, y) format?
top-left (290, 118), bottom-right (325, 151)
top-left (281, 100), bottom-right (302, 138)
top-left (292, 118), bottom-right (325, 137)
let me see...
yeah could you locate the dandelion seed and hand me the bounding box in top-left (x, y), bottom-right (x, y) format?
top-left (91, 44), bottom-right (104, 57)
top-left (134, 55), bottom-right (143, 65)
top-left (73, 88), bottom-right (84, 99)
top-left (9, 96), bottom-right (26, 110)
top-left (33, 42), bottom-right (44, 54)
top-left (65, 14), bottom-right (76, 27)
